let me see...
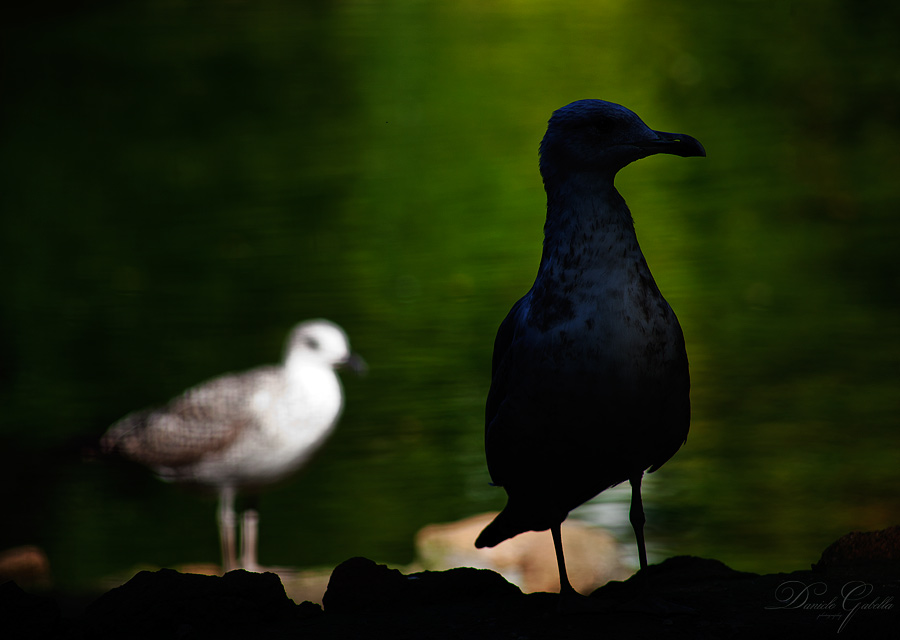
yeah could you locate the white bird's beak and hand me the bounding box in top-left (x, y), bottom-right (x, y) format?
top-left (342, 353), bottom-right (368, 376)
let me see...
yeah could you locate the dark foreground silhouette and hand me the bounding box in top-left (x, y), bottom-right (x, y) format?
top-left (477, 100), bottom-right (704, 600)
top-left (2, 527), bottom-right (897, 639)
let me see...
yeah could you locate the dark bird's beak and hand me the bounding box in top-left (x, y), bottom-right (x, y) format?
top-left (639, 131), bottom-right (706, 158)
top-left (342, 353), bottom-right (368, 376)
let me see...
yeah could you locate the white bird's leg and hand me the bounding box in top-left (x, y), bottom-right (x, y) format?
top-left (240, 496), bottom-right (260, 572)
top-left (629, 473), bottom-right (648, 571)
top-left (218, 486), bottom-right (238, 573)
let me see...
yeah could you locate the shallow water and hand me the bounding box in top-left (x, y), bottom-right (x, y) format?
top-left (2, 1), bottom-right (898, 592)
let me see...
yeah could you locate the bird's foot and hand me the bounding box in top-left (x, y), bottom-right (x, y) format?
top-left (556, 587), bottom-right (610, 615)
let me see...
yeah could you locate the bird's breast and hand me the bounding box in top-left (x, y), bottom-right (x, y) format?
top-left (528, 256), bottom-right (683, 367)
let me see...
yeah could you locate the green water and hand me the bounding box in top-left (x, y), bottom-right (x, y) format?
top-left (2, 1), bottom-right (898, 592)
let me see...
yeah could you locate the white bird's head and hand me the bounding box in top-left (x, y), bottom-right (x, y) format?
top-left (286, 320), bottom-right (366, 373)
top-left (538, 99), bottom-right (705, 184)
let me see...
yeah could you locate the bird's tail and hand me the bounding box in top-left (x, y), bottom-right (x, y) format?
top-left (474, 510), bottom-right (514, 548)
top-left (475, 505), bottom-right (550, 548)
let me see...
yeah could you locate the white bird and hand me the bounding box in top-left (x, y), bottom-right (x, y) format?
top-left (475, 100), bottom-right (705, 604)
top-left (102, 319), bottom-right (364, 572)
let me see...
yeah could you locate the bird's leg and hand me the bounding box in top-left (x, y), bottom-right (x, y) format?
top-left (551, 523), bottom-right (577, 597)
top-left (240, 494), bottom-right (260, 572)
top-left (622, 474), bottom-right (696, 615)
top-left (218, 486), bottom-right (238, 573)
top-left (629, 473), bottom-right (648, 571)
top-left (552, 523), bottom-right (607, 613)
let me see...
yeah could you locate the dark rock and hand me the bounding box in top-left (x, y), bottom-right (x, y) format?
top-left (405, 566), bottom-right (521, 605)
top-left (814, 525), bottom-right (900, 575)
top-left (592, 555), bottom-right (898, 639)
top-left (1, 530), bottom-right (898, 639)
top-left (0, 580), bottom-right (61, 640)
top-left (323, 557), bottom-right (407, 614)
top-left (323, 556), bottom-right (520, 614)
top-left (70, 568), bottom-right (318, 639)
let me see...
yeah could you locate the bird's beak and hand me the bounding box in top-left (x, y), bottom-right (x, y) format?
top-left (639, 130), bottom-right (706, 158)
top-left (342, 352), bottom-right (368, 376)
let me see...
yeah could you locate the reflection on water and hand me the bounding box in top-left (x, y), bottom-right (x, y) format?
top-left (1, 1), bottom-right (899, 592)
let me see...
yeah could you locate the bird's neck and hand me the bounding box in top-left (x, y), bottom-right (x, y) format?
top-left (284, 353), bottom-right (316, 382)
top-left (538, 174), bottom-right (644, 279)
top-left (284, 356), bottom-right (342, 404)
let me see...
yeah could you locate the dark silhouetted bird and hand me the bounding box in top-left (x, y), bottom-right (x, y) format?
top-left (102, 319), bottom-right (364, 572)
top-left (475, 100), bottom-right (704, 602)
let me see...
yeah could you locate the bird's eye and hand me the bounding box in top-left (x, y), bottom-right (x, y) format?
top-left (304, 336), bottom-right (320, 350)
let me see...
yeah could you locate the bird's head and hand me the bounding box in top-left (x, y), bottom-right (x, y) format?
top-left (538, 99), bottom-right (705, 183)
top-left (287, 319), bottom-right (366, 374)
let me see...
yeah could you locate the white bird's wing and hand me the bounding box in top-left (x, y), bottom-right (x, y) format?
top-left (102, 367), bottom-right (278, 469)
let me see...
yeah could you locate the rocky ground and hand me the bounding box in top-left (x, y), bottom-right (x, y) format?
top-left (2, 526), bottom-right (898, 639)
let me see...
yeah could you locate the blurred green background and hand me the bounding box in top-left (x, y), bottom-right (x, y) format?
top-left (2, 0), bottom-right (898, 593)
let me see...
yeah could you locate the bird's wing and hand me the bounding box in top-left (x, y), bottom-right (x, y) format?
top-left (483, 284), bottom-right (691, 507)
top-left (646, 339), bottom-right (691, 472)
top-left (484, 293), bottom-right (532, 486)
top-left (485, 294), bottom-right (530, 427)
top-left (102, 368), bottom-right (278, 468)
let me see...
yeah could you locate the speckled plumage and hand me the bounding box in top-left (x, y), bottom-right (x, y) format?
top-left (103, 319), bottom-right (363, 571)
top-left (475, 100), bottom-right (704, 595)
